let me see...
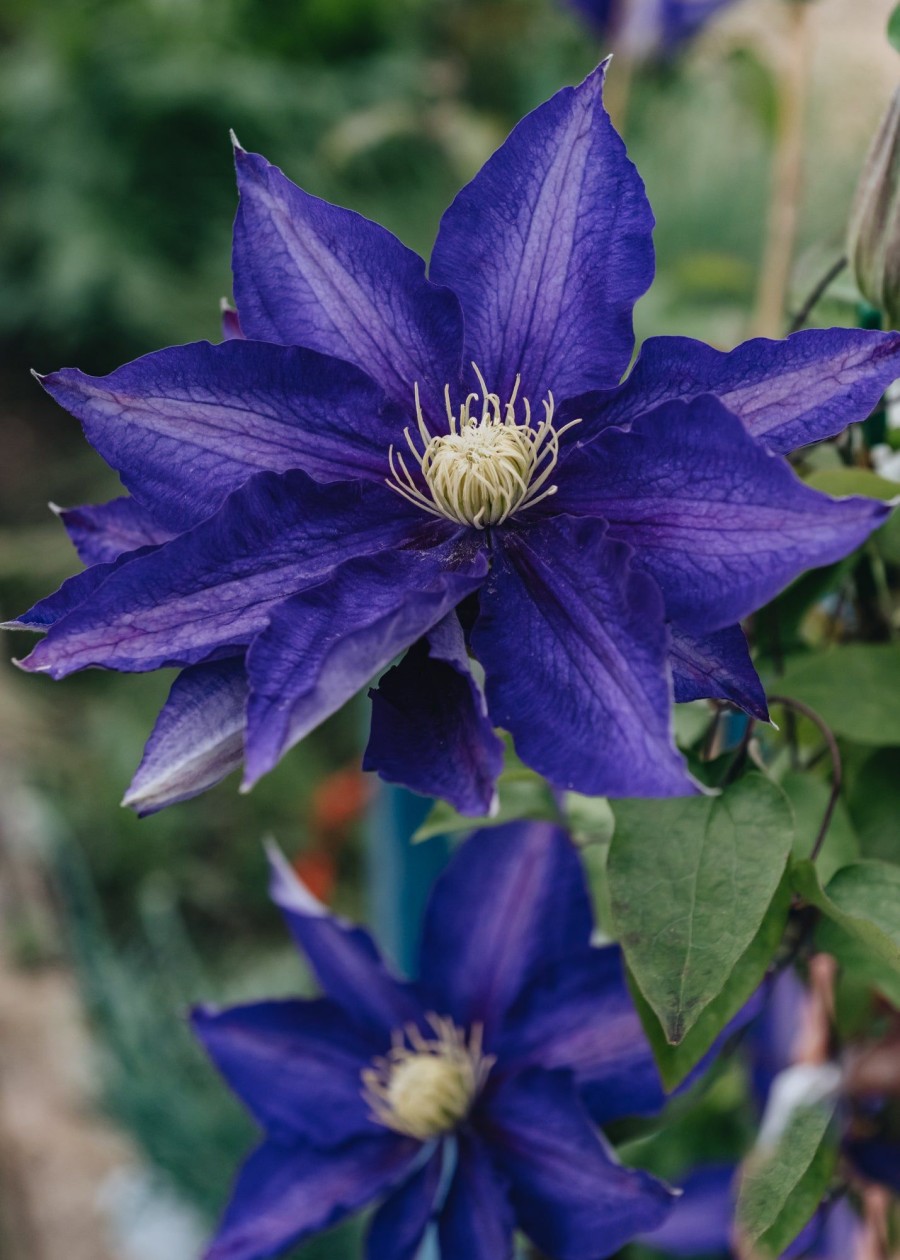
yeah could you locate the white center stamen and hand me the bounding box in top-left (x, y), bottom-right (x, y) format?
top-left (386, 365), bottom-right (582, 529)
top-left (361, 1014), bottom-right (495, 1141)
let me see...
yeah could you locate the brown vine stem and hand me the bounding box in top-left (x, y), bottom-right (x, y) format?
top-left (753, 0), bottom-right (813, 337)
top-left (768, 694), bottom-right (842, 862)
top-left (788, 254), bottom-right (848, 334)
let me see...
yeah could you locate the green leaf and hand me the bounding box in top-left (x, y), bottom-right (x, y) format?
top-left (875, 509), bottom-right (900, 566)
top-left (778, 644), bottom-right (900, 746)
top-left (847, 748), bottom-right (900, 860)
top-left (736, 1098), bottom-right (838, 1257)
top-left (779, 771), bottom-right (858, 882)
top-left (793, 858), bottom-right (900, 976)
top-left (889, 3), bottom-right (900, 53)
top-left (804, 467), bottom-right (900, 501)
top-left (608, 776), bottom-right (794, 1043)
top-left (563, 793), bottom-right (615, 847)
top-left (629, 874), bottom-right (792, 1090)
top-left (411, 741), bottom-right (556, 842)
top-left (816, 918), bottom-right (900, 1010)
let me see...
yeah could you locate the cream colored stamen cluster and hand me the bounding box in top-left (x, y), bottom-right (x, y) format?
top-left (361, 1014), bottom-right (495, 1141)
top-left (387, 366), bottom-right (581, 529)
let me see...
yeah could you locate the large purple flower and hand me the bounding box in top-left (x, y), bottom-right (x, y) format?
top-left (11, 63), bottom-right (899, 814)
top-left (566, 0), bottom-right (741, 58)
top-left (192, 821), bottom-right (674, 1259)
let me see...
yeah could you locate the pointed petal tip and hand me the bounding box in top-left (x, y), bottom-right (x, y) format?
top-left (119, 786), bottom-right (147, 815)
top-left (229, 128), bottom-right (245, 155)
top-left (13, 657), bottom-right (52, 675)
top-left (265, 838), bottom-right (328, 917)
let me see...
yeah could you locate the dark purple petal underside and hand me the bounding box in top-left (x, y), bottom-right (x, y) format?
top-left (243, 538), bottom-right (487, 788)
top-left (669, 623), bottom-right (769, 720)
top-left (123, 658), bottom-right (248, 815)
top-left (364, 613), bottom-right (504, 816)
top-left (57, 496), bottom-right (173, 565)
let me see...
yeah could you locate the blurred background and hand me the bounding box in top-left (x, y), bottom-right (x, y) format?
top-left (0, 0), bottom-right (898, 1256)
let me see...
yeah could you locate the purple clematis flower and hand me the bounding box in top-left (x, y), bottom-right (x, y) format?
top-left (566, 0), bottom-right (741, 59)
top-left (192, 821), bottom-right (676, 1259)
top-left (10, 62), bottom-right (900, 814)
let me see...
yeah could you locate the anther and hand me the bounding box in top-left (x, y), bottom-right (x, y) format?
top-left (386, 367), bottom-right (581, 529)
top-left (361, 1015), bottom-right (494, 1141)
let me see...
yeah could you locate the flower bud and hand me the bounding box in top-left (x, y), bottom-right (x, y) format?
top-left (848, 88), bottom-right (900, 328)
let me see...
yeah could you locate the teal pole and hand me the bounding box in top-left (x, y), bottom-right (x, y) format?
top-left (366, 782), bottom-right (450, 977)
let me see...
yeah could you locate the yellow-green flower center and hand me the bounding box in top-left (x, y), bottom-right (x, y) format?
top-left (361, 1015), bottom-right (494, 1141)
top-left (386, 366), bottom-right (581, 529)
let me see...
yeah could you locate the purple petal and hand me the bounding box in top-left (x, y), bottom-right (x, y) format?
top-left (637, 1163), bottom-right (735, 1256)
top-left (57, 497), bottom-right (173, 565)
top-left (471, 517), bottom-right (694, 798)
top-left (437, 1133), bottom-right (515, 1260)
top-left (558, 396), bottom-right (891, 634)
top-left (479, 1069), bottom-right (674, 1259)
top-left (40, 340), bottom-right (408, 533)
top-left (231, 144), bottom-right (463, 424)
top-left (416, 822), bottom-right (593, 1047)
top-left (746, 966), bottom-right (807, 1105)
top-left (19, 471), bottom-right (425, 678)
top-left (192, 998), bottom-right (378, 1147)
top-left (497, 944), bottom-right (665, 1125)
top-left (267, 845), bottom-right (424, 1037)
top-left (806, 1199), bottom-right (864, 1260)
top-left (243, 540), bottom-right (487, 788)
top-left (430, 61), bottom-right (654, 406)
top-left (123, 658), bottom-right (247, 815)
top-left (364, 613), bottom-right (504, 816)
top-left (205, 1135), bottom-right (418, 1260)
top-left (670, 623), bottom-right (769, 720)
top-left (578, 329), bottom-right (900, 455)
top-left (366, 1147), bottom-right (444, 1260)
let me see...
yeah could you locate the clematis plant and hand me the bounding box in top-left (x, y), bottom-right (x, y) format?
top-left (640, 964), bottom-right (900, 1259)
top-left (193, 821), bottom-right (676, 1259)
top-left (10, 61), bottom-right (900, 815)
top-left (565, 0), bottom-right (742, 59)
